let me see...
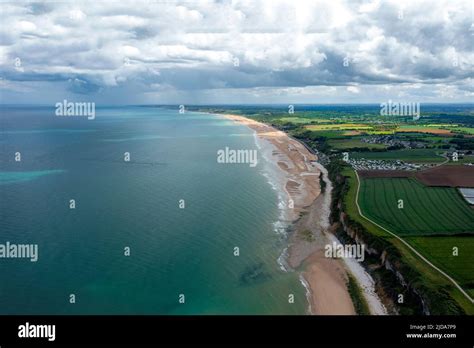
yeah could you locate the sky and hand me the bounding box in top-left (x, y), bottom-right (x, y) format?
top-left (0, 0), bottom-right (473, 105)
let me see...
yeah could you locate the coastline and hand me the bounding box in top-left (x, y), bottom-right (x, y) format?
top-left (221, 113), bottom-right (358, 315)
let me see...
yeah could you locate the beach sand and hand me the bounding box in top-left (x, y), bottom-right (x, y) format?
top-left (222, 114), bottom-right (356, 315)
top-left (223, 114), bottom-right (320, 220)
top-left (303, 251), bottom-right (355, 315)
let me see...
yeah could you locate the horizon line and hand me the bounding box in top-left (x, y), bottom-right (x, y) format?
top-left (1, 102), bottom-right (473, 107)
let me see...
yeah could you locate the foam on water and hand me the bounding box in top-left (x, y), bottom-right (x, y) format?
top-left (249, 129), bottom-right (300, 275)
top-left (253, 133), bottom-right (293, 224)
top-left (0, 170), bottom-right (66, 185)
top-left (299, 274), bottom-right (313, 314)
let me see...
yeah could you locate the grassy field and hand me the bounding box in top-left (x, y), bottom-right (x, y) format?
top-left (328, 138), bottom-right (386, 150)
top-left (448, 126), bottom-right (474, 135)
top-left (406, 236), bottom-right (474, 297)
top-left (359, 178), bottom-right (474, 236)
top-left (342, 168), bottom-right (390, 237)
top-left (278, 117), bottom-right (315, 124)
top-left (351, 149), bottom-right (445, 163)
top-left (397, 125), bottom-right (453, 135)
top-left (306, 124), bottom-right (373, 131)
top-left (307, 130), bottom-right (346, 138)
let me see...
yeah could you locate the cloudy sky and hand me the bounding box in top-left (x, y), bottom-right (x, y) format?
top-left (0, 0), bottom-right (473, 105)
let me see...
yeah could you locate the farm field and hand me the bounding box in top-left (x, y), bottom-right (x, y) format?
top-left (415, 165), bottom-right (474, 187)
top-left (304, 130), bottom-right (346, 138)
top-left (351, 149), bottom-right (445, 163)
top-left (401, 134), bottom-right (454, 142)
top-left (357, 164), bottom-right (474, 187)
top-left (359, 178), bottom-right (474, 236)
top-left (328, 138), bottom-right (386, 150)
top-left (405, 236), bottom-right (474, 297)
top-left (304, 123), bottom-right (474, 136)
top-left (447, 126), bottom-right (474, 135)
top-left (278, 117), bottom-right (315, 124)
top-left (397, 125), bottom-right (453, 135)
top-left (305, 123), bottom-right (373, 131)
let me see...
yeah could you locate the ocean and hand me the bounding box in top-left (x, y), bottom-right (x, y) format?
top-left (0, 105), bottom-right (307, 314)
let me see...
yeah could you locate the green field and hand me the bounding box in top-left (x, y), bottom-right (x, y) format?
top-left (306, 130), bottom-right (347, 138)
top-left (351, 149), bottom-right (445, 163)
top-left (448, 126), bottom-right (474, 135)
top-left (406, 236), bottom-right (474, 297)
top-left (306, 123), bottom-right (373, 131)
top-left (278, 117), bottom-right (315, 124)
top-left (294, 129), bottom-right (349, 139)
top-left (328, 138), bottom-right (387, 150)
top-left (359, 178), bottom-right (474, 236)
top-left (396, 125), bottom-right (453, 135)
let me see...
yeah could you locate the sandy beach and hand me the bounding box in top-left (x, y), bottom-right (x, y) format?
top-left (222, 114), bottom-right (356, 315)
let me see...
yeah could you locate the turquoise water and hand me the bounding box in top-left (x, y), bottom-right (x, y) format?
top-left (0, 106), bottom-right (306, 314)
top-left (0, 170), bottom-right (66, 185)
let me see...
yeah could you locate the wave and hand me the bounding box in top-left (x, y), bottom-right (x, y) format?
top-left (250, 128), bottom-right (302, 282)
top-left (299, 274), bottom-right (313, 314)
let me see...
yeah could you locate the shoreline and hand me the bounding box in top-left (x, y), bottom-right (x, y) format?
top-left (221, 113), bottom-right (357, 315)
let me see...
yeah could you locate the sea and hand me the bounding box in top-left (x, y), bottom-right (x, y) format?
top-left (0, 105), bottom-right (307, 314)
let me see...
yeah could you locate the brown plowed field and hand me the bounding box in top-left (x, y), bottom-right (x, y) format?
top-left (415, 165), bottom-right (474, 187)
top-left (358, 165), bottom-right (474, 187)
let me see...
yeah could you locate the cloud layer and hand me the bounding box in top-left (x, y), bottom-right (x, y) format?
top-left (0, 0), bottom-right (473, 104)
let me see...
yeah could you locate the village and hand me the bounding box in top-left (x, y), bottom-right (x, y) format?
top-left (346, 158), bottom-right (434, 171)
top-left (361, 135), bottom-right (429, 149)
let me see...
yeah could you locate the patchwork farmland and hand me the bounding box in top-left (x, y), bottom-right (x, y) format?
top-left (359, 177), bottom-right (474, 236)
top-left (357, 176), bottom-right (474, 305)
top-left (358, 165), bottom-right (474, 188)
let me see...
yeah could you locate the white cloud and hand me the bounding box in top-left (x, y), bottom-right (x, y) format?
top-left (347, 86), bottom-right (360, 94)
top-left (0, 0), bottom-right (472, 103)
